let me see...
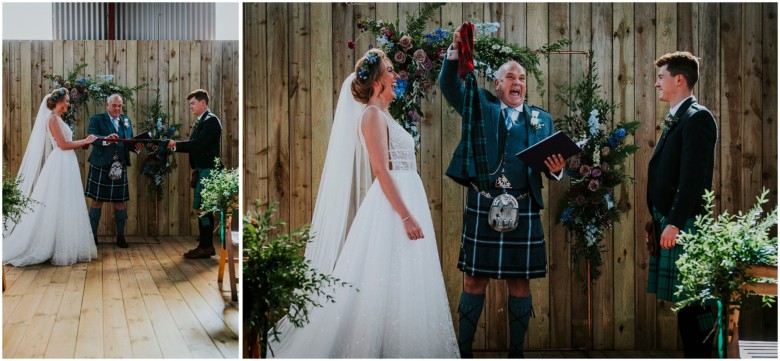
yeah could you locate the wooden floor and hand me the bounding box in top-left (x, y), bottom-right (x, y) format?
top-left (3, 236), bottom-right (239, 358)
top-left (476, 350), bottom-right (684, 358)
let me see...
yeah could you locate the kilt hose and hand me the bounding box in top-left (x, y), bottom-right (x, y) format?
top-left (459, 187), bottom-right (547, 279)
top-left (192, 168), bottom-right (214, 210)
top-left (85, 164), bottom-right (129, 202)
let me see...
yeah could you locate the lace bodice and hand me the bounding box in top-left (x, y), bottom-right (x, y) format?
top-left (361, 105), bottom-right (416, 171)
top-left (48, 115), bottom-right (72, 149)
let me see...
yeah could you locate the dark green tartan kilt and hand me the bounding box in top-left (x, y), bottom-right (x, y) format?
top-left (647, 207), bottom-right (697, 302)
top-left (459, 187), bottom-right (548, 279)
top-left (192, 168), bottom-right (214, 210)
top-left (85, 164), bottom-right (129, 202)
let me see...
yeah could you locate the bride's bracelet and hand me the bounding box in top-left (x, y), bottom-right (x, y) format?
top-left (401, 214), bottom-right (411, 222)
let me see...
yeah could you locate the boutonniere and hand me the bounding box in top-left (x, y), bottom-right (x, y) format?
top-left (123, 118), bottom-right (130, 129)
top-left (529, 110), bottom-right (543, 131)
top-left (662, 114), bottom-right (680, 131)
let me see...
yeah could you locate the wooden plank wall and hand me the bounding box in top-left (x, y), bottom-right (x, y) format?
top-left (243, 3), bottom-right (778, 351)
top-left (2, 40), bottom-right (239, 237)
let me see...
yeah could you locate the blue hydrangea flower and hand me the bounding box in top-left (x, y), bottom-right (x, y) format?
top-left (588, 109), bottom-right (600, 137)
top-left (561, 207), bottom-right (574, 223)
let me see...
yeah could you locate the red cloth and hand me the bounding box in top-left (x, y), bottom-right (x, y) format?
top-left (458, 22), bottom-right (475, 79)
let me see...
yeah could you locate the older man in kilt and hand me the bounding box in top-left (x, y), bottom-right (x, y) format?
top-left (167, 89), bottom-right (223, 259)
top-left (86, 94), bottom-right (141, 248)
top-left (440, 26), bottom-right (565, 358)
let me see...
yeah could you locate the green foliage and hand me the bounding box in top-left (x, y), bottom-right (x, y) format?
top-left (198, 158), bottom-right (239, 215)
top-left (674, 189), bottom-right (778, 311)
top-left (1, 169), bottom-right (38, 230)
top-left (45, 64), bottom-right (147, 127)
top-left (356, 5), bottom-right (570, 147)
top-left (243, 201), bottom-right (353, 357)
top-left (554, 51), bottom-right (640, 280)
top-left (139, 90), bottom-right (183, 200)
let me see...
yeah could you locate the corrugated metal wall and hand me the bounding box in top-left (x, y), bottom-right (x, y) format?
top-left (53, 3), bottom-right (215, 40)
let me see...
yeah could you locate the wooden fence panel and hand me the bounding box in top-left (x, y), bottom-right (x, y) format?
top-left (239, 2), bottom-right (777, 352)
top-left (2, 40), bottom-right (239, 237)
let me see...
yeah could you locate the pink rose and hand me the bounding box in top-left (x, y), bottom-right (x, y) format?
top-left (398, 71), bottom-right (409, 81)
top-left (569, 157), bottom-right (581, 169)
top-left (579, 165), bottom-right (591, 176)
top-left (64, 81), bottom-right (71, 89)
top-left (413, 49), bottom-right (427, 63)
top-left (398, 35), bottom-right (413, 51)
top-left (588, 179), bottom-right (600, 192)
top-left (394, 51), bottom-right (407, 64)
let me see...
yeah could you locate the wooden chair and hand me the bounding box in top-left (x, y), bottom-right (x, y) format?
top-left (727, 264), bottom-right (778, 358)
top-left (217, 212), bottom-right (238, 302)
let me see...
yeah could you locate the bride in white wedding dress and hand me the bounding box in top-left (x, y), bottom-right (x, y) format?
top-left (3, 88), bottom-right (98, 266)
top-left (268, 50), bottom-right (459, 358)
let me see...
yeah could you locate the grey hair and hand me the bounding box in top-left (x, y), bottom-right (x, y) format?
top-left (495, 61), bottom-right (525, 80)
top-left (106, 93), bottom-right (123, 103)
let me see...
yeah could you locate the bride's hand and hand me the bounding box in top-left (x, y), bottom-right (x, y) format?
top-left (83, 134), bottom-right (98, 144)
top-left (403, 215), bottom-right (424, 241)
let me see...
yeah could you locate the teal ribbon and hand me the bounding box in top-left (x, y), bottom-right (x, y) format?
top-left (220, 211), bottom-right (226, 249)
top-left (717, 300), bottom-right (726, 358)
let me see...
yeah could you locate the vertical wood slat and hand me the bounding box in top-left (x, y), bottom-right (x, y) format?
top-left (2, 40), bottom-right (237, 238)
top-left (267, 3), bottom-right (290, 229)
top-left (633, 3), bottom-right (657, 350)
top-left (612, 2), bottom-right (636, 351)
top-left (310, 3), bottom-right (333, 208)
top-left (289, 3), bottom-right (312, 230)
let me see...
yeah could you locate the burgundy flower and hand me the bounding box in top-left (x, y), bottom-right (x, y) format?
top-left (591, 168), bottom-right (602, 178)
top-left (579, 165), bottom-right (591, 176)
top-left (569, 157), bottom-right (581, 169)
top-left (64, 81), bottom-right (71, 89)
top-left (421, 79), bottom-right (432, 91)
top-left (413, 49), bottom-right (427, 63)
top-left (576, 195), bottom-right (586, 205)
top-left (588, 179), bottom-right (600, 192)
top-left (398, 35), bottom-right (413, 51)
top-left (38, 83), bottom-right (43, 88)
top-left (347, 40), bottom-right (356, 50)
top-left (394, 51), bottom-right (407, 64)
top-left (398, 71), bottom-right (409, 81)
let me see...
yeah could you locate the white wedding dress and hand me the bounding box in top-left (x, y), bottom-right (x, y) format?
top-left (268, 77), bottom-right (458, 358)
top-left (3, 98), bottom-right (97, 266)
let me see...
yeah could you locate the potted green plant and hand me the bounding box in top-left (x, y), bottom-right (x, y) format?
top-left (243, 200), bottom-right (352, 358)
top-left (674, 188), bottom-right (778, 358)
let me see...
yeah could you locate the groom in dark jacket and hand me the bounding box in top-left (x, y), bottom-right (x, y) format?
top-left (86, 94), bottom-right (142, 248)
top-left (167, 89), bottom-right (223, 259)
top-left (439, 26), bottom-right (565, 358)
top-left (647, 51), bottom-right (718, 358)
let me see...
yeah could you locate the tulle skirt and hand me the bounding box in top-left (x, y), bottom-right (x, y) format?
top-left (269, 170), bottom-right (459, 358)
top-left (3, 148), bottom-right (97, 266)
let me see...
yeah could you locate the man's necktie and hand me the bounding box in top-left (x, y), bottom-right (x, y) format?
top-left (505, 108), bottom-right (516, 130)
top-left (112, 118), bottom-right (120, 132)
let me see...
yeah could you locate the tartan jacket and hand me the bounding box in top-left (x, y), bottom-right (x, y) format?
top-left (87, 112), bottom-right (134, 167)
top-left (439, 59), bottom-right (556, 209)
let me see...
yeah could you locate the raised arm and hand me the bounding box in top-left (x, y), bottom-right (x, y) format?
top-left (49, 115), bottom-right (96, 150)
top-left (361, 107), bottom-right (423, 241)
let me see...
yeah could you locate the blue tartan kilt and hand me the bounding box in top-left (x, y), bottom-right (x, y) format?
top-left (459, 187), bottom-right (548, 279)
top-left (192, 168), bottom-right (214, 210)
top-left (85, 164), bottom-right (129, 202)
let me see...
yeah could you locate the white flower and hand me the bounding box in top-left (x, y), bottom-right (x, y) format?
top-left (501, 46), bottom-right (512, 54)
top-left (605, 194), bottom-right (614, 210)
top-left (593, 150), bottom-right (600, 165)
top-left (475, 22), bottom-right (500, 35)
top-left (492, 44), bottom-right (500, 50)
top-left (123, 118), bottom-right (130, 128)
top-left (529, 110), bottom-right (543, 130)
